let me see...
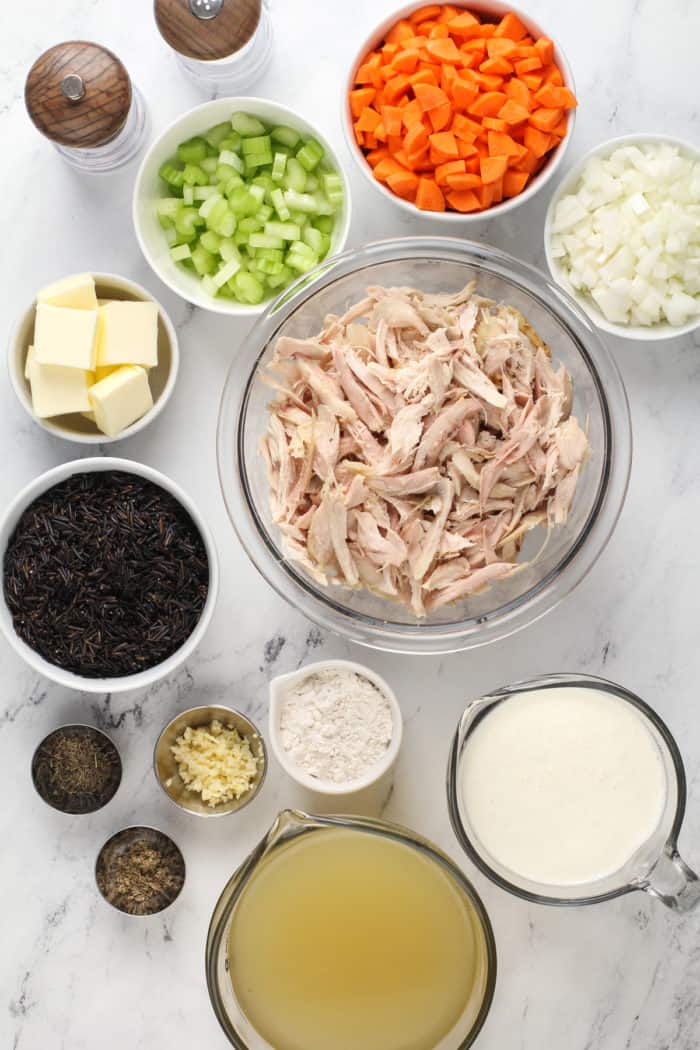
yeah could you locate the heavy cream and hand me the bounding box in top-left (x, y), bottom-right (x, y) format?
top-left (459, 686), bottom-right (668, 887)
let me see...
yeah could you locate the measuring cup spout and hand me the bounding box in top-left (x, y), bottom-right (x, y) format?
top-left (641, 849), bottom-right (700, 912)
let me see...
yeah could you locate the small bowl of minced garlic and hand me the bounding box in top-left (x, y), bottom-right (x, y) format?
top-left (154, 705), bottom-right (267, 817)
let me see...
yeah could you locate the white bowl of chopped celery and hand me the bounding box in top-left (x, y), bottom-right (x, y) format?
top-left (133, 98), bottom-right (351, 315)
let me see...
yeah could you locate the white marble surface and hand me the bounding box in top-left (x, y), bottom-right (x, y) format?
top-left (2, 1), bottom-right (700, 1048)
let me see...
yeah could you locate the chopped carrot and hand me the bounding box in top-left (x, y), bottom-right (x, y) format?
top-left (445, 171), bottom-right (482, 189)
top-left (534, 37), bottom-right (554, 64)
top-left (372, 156), bottom-right (407, 181)
top-left (451, 78), bottom-right (479, 110)
top-left (529, 106), bottom-right (563, 132)
top-left (440, 63), bottom-right (458, 94)
top-left (468, 91), bottom-right (507, 117)
top-left (478, 23), bottom-right (496, 38)
top-left (410, 67), bottom-right (440, 87)
top-left (404, 122), bottom-right (430, 155)
top-left (429, 131), bottom-right (460, 159)
top-left (494, 11), bottom-right (528, 40)
top-left (453, 112), bottom-right (483, 137)
top-left (429, 22), bottom-right (450, 39)
top-left (447, 10), bottom-right (481, 35)
top-left (534, 84), bottom-right (577, 109)
top-left (350, 87), bottom-right (376, 118)
top-left (386, 19), bottom-right (416, 45)
top-left (542, 65), bottom-right (564, 86)
top-left (446, 188), bottom-right (481, 211)
top-left (503, 170), bottom-right (530, 197)
top-left (356, 106), bottom-right (382, 133)
top-left (498, 98), bottom-right (530, 124)
top-left (409, 4), bottom-right (442, 22)
top-left (480, 56), bottom-right (514, 76)
top-left (465, 155), bottom-right (481, 173)
top-left (426, 36), bottom-right (463, 62)
top-left (437, 4), bottom-right (460, 21)
top-left (393, 48), bottom-right (421, 73)
top-left (381, 105), bottom-right (404, 137)
top-left (434, 159), bottom-right (466, 184)
top-left (480, 154), bottom-right (508, 183)
top-left (552, 114), bottom-right (568, 137)
top-left (514, 147), bottom-right (543, 173)
top-left (428, 102), bottom-right (453, 131)
top-left (401, 98), bottom-right (425, 128)
top-left (415, 176), bottom-right (446, 211)
top-left (413, 82), bottom-right (449, 111)
top-left (384, 74), bottom-right (411, 104)
top-left (521, 73), bottom-right (543, 90)
top-left (457, 138), bottom-right (478, 158)
top-left (473, 72), bottom-right (504, 91)
top-left (487, 37), bottom-right (517, 58)
top-left (366, 147), bottom-right (389, 166)
top-left (387, 169), bottom-right (419, 198)
top-left (487, 130), bottom-right (521, 156)
top-left (482, 116), bottom-right (509, 132)
top-left (514, 56), bottom-right (542, 75)
top-left (461, 37), bottom-right (488, 56)
top-left (523, 125), bottom-right (552, 157)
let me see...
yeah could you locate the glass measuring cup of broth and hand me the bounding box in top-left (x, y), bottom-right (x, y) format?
top-left (447, 674), bottom-right (700, 911)
top-left (206, 810), bottom-right (497, 1050)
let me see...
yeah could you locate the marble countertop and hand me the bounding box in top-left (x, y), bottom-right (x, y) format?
top-left (3, 1), bottom-right (699, 1048)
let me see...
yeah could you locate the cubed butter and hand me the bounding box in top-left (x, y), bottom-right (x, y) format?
top-left (95, 364), bottom-right (119, 383)
top-left (24, 345), bottom-right (35, 380)
top-left (34, 304), bottom-right (98, 371)
top-left (88, 366), bottom-right (153, 438)
top-left (96, 301), bottom-right (158, 369)
top-left (28, 356), bottom-right (93, 418)
top-left (37, 273), bottom-right (98, 311)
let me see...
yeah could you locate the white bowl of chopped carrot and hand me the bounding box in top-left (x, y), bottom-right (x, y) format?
top-left (344, 1), bottom-right (577, 218)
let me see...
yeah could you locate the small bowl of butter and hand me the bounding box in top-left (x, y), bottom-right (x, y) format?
top-left (8, 271), bottom-right (179, 444)
top-left (154, 704), bottom-right (267, 818)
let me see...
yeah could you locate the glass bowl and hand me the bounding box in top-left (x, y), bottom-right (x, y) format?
top-left (217, 237), bottom-right (631, 654)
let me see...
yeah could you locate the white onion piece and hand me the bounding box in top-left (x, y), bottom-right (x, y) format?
top-left (550, 143), bottom-right (700, 327)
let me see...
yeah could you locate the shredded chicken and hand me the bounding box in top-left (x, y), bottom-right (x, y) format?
top-left (261, 282), bottom-right (589, 616)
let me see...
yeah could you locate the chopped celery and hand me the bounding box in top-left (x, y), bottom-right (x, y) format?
top-left (271, 153), bottom-right (287, 181)
top-left (155, 111), bottom-right (343, 304)
top-left (178, 137), bottom-right (208, 164)
top-left (271, 125), bottom-right (301, 149)
top-left (231, 113), bottom-right (267, 137)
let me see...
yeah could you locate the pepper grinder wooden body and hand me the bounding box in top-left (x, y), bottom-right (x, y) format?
top-left (154, 0), bottom-right (273, 90)
top-left (25, 41), bottom-right (149, 174)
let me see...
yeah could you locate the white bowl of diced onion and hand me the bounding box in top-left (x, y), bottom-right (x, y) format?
top-left (544, 134), bottom-right (700, 340)
top-left (133, 98), bottom-right (352, 317)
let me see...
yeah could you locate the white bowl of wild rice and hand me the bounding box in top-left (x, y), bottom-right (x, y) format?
top-left (0, 457), bottom-right (219, 693)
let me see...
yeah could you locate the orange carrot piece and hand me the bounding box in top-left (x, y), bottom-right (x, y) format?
top-left (477, 182), bottom-right (497, 209)
top-left (415, 176), bottom-right (445, 211)
top-left (426, 36), bottom-right (463, 62)
top-left (402, 98), bottom-right (425, 127)
top-left (515, 56), bottom-right (543, 75)
top-left (403, 122), bottom-right (430, 155)
top-left (452, 79), bottom-right (480, 110)
top-left (487, 37), bottom-right (517, 58)
top-left (446, 188), bottom-right (482, 211)
top-left (552, 114), bottom-right (568, 137)
top-left (494, 11), bottom-right (528, 41)
top-left (387, 169), bottom-right (419, 198)
top-left (447, 11), bottom-right (482, 36)
top-left (384, 74), bottom-right (411, 104)
top-left (381, 105), bottom-right (404, 137)
top-left (413, 82), bottom-right (450, 111)
top-left (468, 91), bottom-right (507, 117)
top-left (437, 4), bottom-right (460, 21)
top-left (434, 159), bottom-right (466, 184)
top-left (502, 170), bottom-right (530, 197)
top-left (440, 63), bottom-right (458, 94)
top-left (529, 107), bottom-right (563, 132)
top-left (542, 65), bottom-right (564, 86)
top-left (482, 116), bottom-right (508, 132)
top-left (535, 84), bottom-right (577, 109)
top-left (410, 67), bottom-right (440, 87)
top-left (498, 99), bottom-right (530, 124)
top-left (457, 138), bottom-right (478, 158)
top-left (513, 148), bottom-right (542, 174)
top-left (523, 125), bottom-right (552, 157)
top-left (453, 112), bottom-right (483, 138)
top-left (428, 22), bottom-right (450, 39)
top-left (490, 176), bottom-right (504, 203)
top-left (429, 131), bottom-right (460, 159)
top-left (356, 106), bottom-right (381, 133)
top-left (364, 133), bottom-right (378, 150)
top-left (480, 56), bottom-right (514, 76)
top-left (354, 129), bottom-right (365, 147)
top-left (473, 71), bottom-right (505, 91)
top-left (382, 42), bottom-right (400, 59)
top-left (445, 171), bottom-right (482, 190)
top-left (487, 130), bottom-right (521, 156)
top-left (478, 23), bottom-right (496, 38)
top-left (521, 73), bottom-right (543, 90)
top-left (365, 147), bottom-right (389, 167)
top-left (409, 4), bottom-right (442, 22)
top-left (385, 19), bottom-right (415, 45)
top-left (350, 87), bottom-right (376, 118)
top-left (465, 155), bottom-right (481, 173)
top-left (427, 102), bottom-right (451, 131)
top-left (374, 121), bottom-right (387, 142)
top-left (534, 37), bottom-right (554, 65)
top-left (480, 154), bottom-right (508, 184)
top-left (393, 48), bottom-right (421, 74)
top-left (372, 156), bottom-right (407, 181)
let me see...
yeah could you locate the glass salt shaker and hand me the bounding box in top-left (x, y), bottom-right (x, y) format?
top-left (24, 42), bottom-right (148, 174)
top-left (154, 0), bottom-right (273, 91)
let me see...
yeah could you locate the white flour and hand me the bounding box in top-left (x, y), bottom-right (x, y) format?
top-left (278, 669), bottom-right (394, 784)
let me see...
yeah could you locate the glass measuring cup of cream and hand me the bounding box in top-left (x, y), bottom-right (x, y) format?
top-left (447, 674), bottom-right (700, 910)
top-left (206, 810), bottom-right (496, 1050)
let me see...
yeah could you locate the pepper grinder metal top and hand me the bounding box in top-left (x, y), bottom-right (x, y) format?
top-left (24, 41), bottom-right (148, 172)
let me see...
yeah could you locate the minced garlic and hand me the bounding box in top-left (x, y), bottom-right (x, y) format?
top-left (171, 719), bottom-right (258, 807)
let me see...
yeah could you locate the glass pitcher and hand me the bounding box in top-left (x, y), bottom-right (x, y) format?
top-left (206, 810), bottom-right (497, 1050)
top-left (447, 673), bottom-right (700, 911)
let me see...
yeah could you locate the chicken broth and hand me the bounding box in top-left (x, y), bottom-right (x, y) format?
top-left (227, 828), bottom-right (490, 1050)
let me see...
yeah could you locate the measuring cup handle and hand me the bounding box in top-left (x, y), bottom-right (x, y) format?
top-left (642, 849), bottom-right (700, 912)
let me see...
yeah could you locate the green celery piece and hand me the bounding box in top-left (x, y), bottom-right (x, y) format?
top-left (271, 125), bottom-right (301, 149)
top-left (313, 215), bottom-right (334, 234)
top-left (265, 220), bottom-right (300, 241)
top-left (305, 175), bottom-right (318, 192)
top-left (201, 275), bottom-right (218, 298)
top-left (248, 184), bottom-right (266, 205)
top-left (271, 153), bottom-right (288, 181)
top-left (200, 157), bottom-right (218, 175)
top-left (252, 172), bottom-right (274, 190)
top-left (256, 205), bottom-right (274, 223)
top-left (159, 161), bottom-right (185, 189)
top-left (313, 195), bottom-right (335, 216)
top-left (175, 207), bottom-right (204, 236)
top-left (241, 135), bottom-right (272, 156)
top-left (158, 213), bottom-right (174, 230)
top-left (205, 122), bottom-right (233, 149)
top-left (322, 172), bottom-right (344, 206)
top-left (296, 138), bottom-right (324, 172)
top-left (318, 233), bottom-right (331, 258)
top-left (228, 186), bottom-right (259, 217)
top-left (170, 243), bottom-right (191, 262)
top-left (288, 210), bottom-right (308, 225)
top-left (266, 266), bottom-right (293, 289)
top-left (192, 245), bottom-right (217, 276)
top-left (233, 270), bottom-right (265, 304)
top-left (199, 193), bottom-right (224, 220)
top-left (289, 240), bottom-right (317, 260)
top-left (302, 226), bottom-right (324, 255)
top-left (218, 149), bottom-right (244, 173)
top-left (213, 209), bottom-right (237, 238)
top-left (287, 251), bottom-right (318, 274)
top-left (284, 158), bottom-right (307, 193)
top-left (216, 163), bottom-right (238, 184)
top-left (233, 229), bottom-right (250, 247)
top-left (219, 238), bottom-right (240, 262)
top-left (213, 256), bottom-right (242, 289)
top-left (231, 112), bottom-right (267, 137)
top-left (157, 198), bottom-right (182, 220)
top-left (224, 174), bottom-right (245, 197)
top-left (200, 230), bottom-right (222, 254)
top-left (256, 250), bottom-right (285, 275)
top-left (249, 233), bottom-right (285, 250)
top-left (194, 185), bottom-right (219, 201)
top-left (270, 188), bottom-right (290, 221)
top-left (283, 189), bottom-right (321, 214)
top-left (218, 134), bottom-right (242, 153)
top-left (178, 137), bottom-right (208, 164)
top-left (164, 226), bottom-right (178, 246)
top-left (182, 163), bottom-right (208, 186)
top-left (238, 216), bottom-right (263, 235)
top-left (245, 153), bottom-right (273, 172)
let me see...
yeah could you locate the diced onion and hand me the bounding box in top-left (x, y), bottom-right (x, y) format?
top-left (550, 143), bottom-right (700, 327)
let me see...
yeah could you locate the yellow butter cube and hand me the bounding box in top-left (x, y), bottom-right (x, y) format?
top-left (96, 301), bottom-right (158, 369)
top-left (24, 345), bottom-right (34, 380)
top-left (34, 304), bottom-right (98, 371)
top-left (37, 273), bottom-right (98, 311)
top-left (88, 365), bottom-right (154, 438)
top-left (28, 356), bottom-right (93, 418)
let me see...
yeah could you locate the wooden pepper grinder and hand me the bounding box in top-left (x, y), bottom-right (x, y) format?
top-left (25, 42), bottom-right (148, 173)
top-left (154, 0), bottom-right (273, 90)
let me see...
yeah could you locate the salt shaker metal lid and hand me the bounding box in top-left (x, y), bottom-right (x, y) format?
top-left (25, 41), bottom-right (133, 149)
top-left (154, 0), bottom-right (263, 61)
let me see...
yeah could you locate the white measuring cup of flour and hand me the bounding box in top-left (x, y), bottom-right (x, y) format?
top-left (268, 659), bottom-right (402, 814)
top-left (447, 674), bottom-right (700, 911)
